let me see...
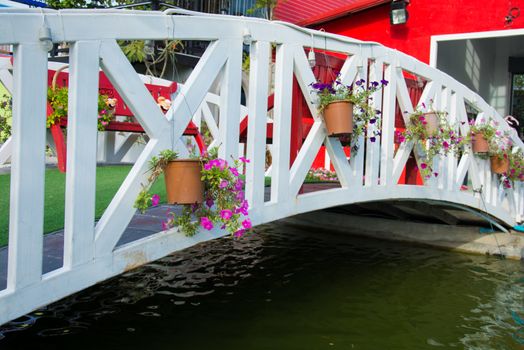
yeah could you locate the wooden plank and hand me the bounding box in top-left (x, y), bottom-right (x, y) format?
top-left (380, 58), bottom-right (397, 186)
top-left (63, 41), bottom-right (100, 268)
top-left (7, 43), bottom-right (48, 290)
top-left (218, 39), bottom-right (243, 160)
top-left (270, 43), bottom-right (294, 204)
top-left (245, 41), bottom-right (270, 214)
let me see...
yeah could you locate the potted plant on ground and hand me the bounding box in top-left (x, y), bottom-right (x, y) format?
top-left (134, 148), bottom-right (251, 238)
top-left (397, 103), bottom-right (467, 179)
top-left (310, 76), bottom-right (387, 139)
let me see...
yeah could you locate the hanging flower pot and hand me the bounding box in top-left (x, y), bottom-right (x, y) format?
top-left (164, 159), bottom-right (204, 204)
top-left (323, 101), bottom-right (353, 136)
top-left (422, 112), bottom-right (439, 136)
top-left (471, 132), bottom-right (489, 154)
top-left (490, 155), bottom-right (510, 175)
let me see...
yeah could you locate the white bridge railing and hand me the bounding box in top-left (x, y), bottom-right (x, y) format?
top-left (0, 9), bottom-right (523, 326)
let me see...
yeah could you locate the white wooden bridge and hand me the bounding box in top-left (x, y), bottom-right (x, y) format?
top-left (0, 9), bottom-right (523, 326)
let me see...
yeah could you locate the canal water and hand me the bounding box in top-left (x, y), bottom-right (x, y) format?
top-left (0, 222), bottom-right (523, 349)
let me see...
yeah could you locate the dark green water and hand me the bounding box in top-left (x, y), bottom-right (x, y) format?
top-left (1, 223), bottom-right (524, 350)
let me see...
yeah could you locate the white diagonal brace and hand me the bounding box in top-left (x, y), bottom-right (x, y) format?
top-left (289, 121), bottom-right (326, 197)
top-left (293, 46), bottom-right (319, 120)
top-left (99, 40), bottom-right (169, 137)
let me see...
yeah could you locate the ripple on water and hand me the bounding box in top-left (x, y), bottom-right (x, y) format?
top-left (0, 223), bottom-right (522, 350)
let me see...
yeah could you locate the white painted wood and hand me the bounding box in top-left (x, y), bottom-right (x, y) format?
top-left (0, 10), bottom-right (523, 328)
top-left (218, 39), bottom-right (243, 160)
top-left (270, 43), bottom-right (294, 204)
top-left (289, 121), bottom-right (325, 196)
top-left (365, 58), bottom-right (383, 186)
top-left (0, 136), bottom-right (12, 165)
top-left (63, 41), bottom-right (100, 269)
top-left (245, 41), bottom-right (270, 214)
top-left (7, 43), bottom-right (48, 290)
top-left (380, 59), bottom-right (397, 186)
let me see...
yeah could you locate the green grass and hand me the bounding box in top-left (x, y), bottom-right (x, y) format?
top-left (0, 165), bottom-right (167, 247)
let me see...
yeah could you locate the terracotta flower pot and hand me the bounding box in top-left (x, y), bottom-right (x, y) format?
top-left (323, 101), bottom-right (353, 136)
top-left (490, 156), bottom-right (509, 174)
top-left (471, 132), bottom-right (489, 154)
top-left (422, 112), bottom-right (439, 136)
top-left (164, 159), bottom-right (204, 204)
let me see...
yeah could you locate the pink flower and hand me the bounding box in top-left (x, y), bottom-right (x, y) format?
top-left (220, 209), bottom-right (233, 220)
top-left (219, 180), bottom-right (229, 189)
top-left (204, 162), bottom-right (213, 170)
top-left (230, 167), bottom-right (239, 177)
top-left (236, 200), bottom-right (249, 215)
top-left (443, 141), bottom-right (449, 149)
top-left (398, 135), bottom-right (406, 143)
top-left (433, 172), bottom-right (439, 177)
top-left (235, 190), bottom-right (245, 201)
top-left (242, 218), bottom-right (252, 229)
top-left (234, 229), bottom-right (246, 238)
top-left (101, 121), bottom-right (108, 126)
top-left (151, 194), bottom-right (160, 207)
top-left (239, 157), bottom-right (250, 163)
top-left (234, 179), bottom-right (244, 191)
top-left (420, 163), bottom-right (427, 169)
top-left (419, 116), bottom-right (426, 121)
top-left (162, 221), bottom-right (168, 230)
top-left (200, 217), bottom-right (213, 230)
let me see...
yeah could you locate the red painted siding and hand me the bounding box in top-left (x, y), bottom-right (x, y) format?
top-left (310, 0), bottom-right (524, 64)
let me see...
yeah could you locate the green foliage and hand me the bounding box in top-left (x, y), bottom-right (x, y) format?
top-left (508, 149), bottom-right (524, 182)
top-left (119, 40), bottom-right (147, 63)
top-left (247, 0), bottom-right (278, 19)
top-left (398, 105), bottom-right (468, 180)
top-left (0, 94), bottom-right (12, 143)
top-left (47, 86), bottom-right (116, 130)
top-left (134, 149), bottom-right (179, 213)
top-left (242, 52), bottom-right (250, 72)
top-left (46, 0), bottom-right (126, 9)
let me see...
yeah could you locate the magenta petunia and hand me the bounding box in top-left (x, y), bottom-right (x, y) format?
top-left (151, 194), bottom-right (160, 207)
top-left (239, 157), bottom-right (250, 163)
top-left (200, 217), bottom-right (214, 230)
top-left (234, 229), bottom-right (246, 238)
top-left (420, 163), bottom-right (427, 169)
top-left (242, 218), bottom-right (252, 229)
top-left (220, 209), bottom-right (233, 220)
top-left (230, 167), bottom-right (239, 177)
top-left (219, 179), bottom-right (229, 189)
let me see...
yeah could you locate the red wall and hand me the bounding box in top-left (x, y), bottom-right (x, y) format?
top-left (316, 0), bottom-right (524, 64)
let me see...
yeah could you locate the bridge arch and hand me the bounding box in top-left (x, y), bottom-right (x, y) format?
top-left (0, 9), bottom-right (522, 325)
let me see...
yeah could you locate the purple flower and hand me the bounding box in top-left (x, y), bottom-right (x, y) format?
top-left (219, 180), bottom-right (229, 189)
top-left (371, 81), bottom-right (379, 87)
top-left (242, 218), bottom-right (252, 229)
top-left (234, 229), bottom-right (246, 238)
top-left (434, 172), bottom-right (439, 177)
top-left (200, 217), bottom-right (213, 230)
top-left (206, 198), bottom-right (214, 208)
top-left (369, 118), bottom-right (376, 124)
top-left (151, 194), bottom-right (160, 207)
top-left (230, 167), bottom-right (239, 177)
top-left (234, 179), bottom-right (244, 191)
top-left (420, 163), bottom-right (427, 169)
top-left (235, 190), bottom-right (245, 201)
top-left (380, 79), bottom-right (389, 86)
top-left (370, 137), bottom-right (376, 142)
top-left (220, 209), bottom-right (233, 220)
top-left (443, 141), bottom-right (449, 149)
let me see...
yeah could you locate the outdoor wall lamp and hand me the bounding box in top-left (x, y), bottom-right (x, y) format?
top-left (390, 0), bottom-right (409, 25)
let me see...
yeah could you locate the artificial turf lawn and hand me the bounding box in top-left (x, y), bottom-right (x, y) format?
top-left (0, 165), bottom-right (167, 247)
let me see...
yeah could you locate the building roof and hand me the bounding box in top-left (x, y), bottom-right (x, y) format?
top-left (274, 0), bottom-right (389, 26)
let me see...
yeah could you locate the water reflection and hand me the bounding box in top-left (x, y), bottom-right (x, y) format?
top-left (0, 223), bottom-right (523, 349)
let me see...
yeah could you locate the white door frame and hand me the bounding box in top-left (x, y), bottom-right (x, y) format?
top-left (429, 28), bottom-right (524, 68)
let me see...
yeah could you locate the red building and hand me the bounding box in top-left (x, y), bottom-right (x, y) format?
top-left (275, 0), bottom-right (524, 128)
